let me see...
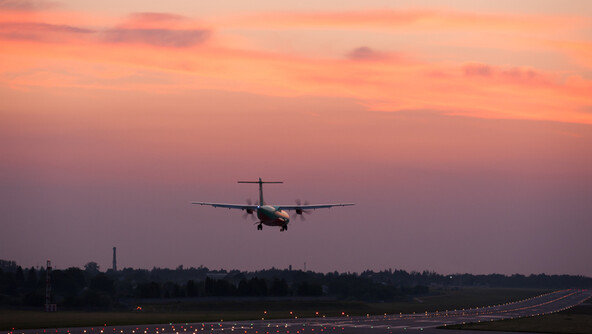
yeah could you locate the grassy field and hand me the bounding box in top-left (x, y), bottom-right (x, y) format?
top-left (444, 297), bottom-right (592, 334)
top-left (0, 288), bottom-right (549, 330)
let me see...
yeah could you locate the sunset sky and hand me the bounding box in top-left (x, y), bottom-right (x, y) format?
top-left (1, 0), bottom-right (591, 276)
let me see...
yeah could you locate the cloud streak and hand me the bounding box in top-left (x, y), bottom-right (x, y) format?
top-left (124, 12), bottom-right (189, 27)
top-left (102, 28), bottom-right (210, 48)
top-left (0, 10), bottom-right (212, 47)
top-left (0, 0), bottom-right (56, 11)
top-left (0, 22), bottom-right (93, 42)
top-left (346, 46), bottom-right (391, 61)
top-left (102, 12), bottom-right (212, 47)
top-left (227, 9), bottom-right (580, 32)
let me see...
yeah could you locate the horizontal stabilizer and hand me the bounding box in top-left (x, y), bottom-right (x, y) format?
top-left (238, 181), bottom-right (283, 184)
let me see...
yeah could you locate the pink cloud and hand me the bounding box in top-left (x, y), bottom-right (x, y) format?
top-left (228, 9), bottom-right (580, 32)
top-left (0, 8), bottom-right (591, 125)
top-left (0, 10), bottom-right (212, 48)
top-left (463, 63), bottom-right (545, 84)
top-left (547, 40), bottom-right (592, 69)
top-left (0, 22), bottom-right (93, 42)
top-left (346, 47), bottom-right (390, 61)
top-left (463, 63), bottom-right (493, 77)
top-left (101, 12), bottom-right (212, 48)
top-left (102, 28), bottom-right (210, 48)
top-left (124, 12), bottom-right (188, 27)
top-left (0, 0), bottom-right (57, 11)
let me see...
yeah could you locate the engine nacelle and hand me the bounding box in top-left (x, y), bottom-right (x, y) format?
top-left (296, 208), bottom-right (303, 215)
top-left (246, 208), bottom-right (254, 214)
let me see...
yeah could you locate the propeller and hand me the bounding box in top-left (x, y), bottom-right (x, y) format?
top-left (294, 199), bottom-right (311, 221)
top-left (242, 199), bottom-right (256, 221)
top-left (295, 199), bottom-right (309, 206)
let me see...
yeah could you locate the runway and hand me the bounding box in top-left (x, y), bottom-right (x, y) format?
top-left (4, 289), bottom-right (591, 334)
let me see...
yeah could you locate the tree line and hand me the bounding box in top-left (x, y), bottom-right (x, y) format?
top-left (1, 259), bottom-right (591, 309)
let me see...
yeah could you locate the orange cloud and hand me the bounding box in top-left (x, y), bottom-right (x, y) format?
top-left (0, 22), bottom-right (93, 42)
top-left (102, 28), bottom-right (210, 48)
top-left (0, 9), bottom-right (212, 47)
top-left (124, 13), bottom-right (186, 27)
top-left (346, 46), bottom-right (394, 61)
top-left (0, 7), bottom-right (591, 125)
top-left (99, 12), bottom-right (211, 48)
top-left (547, 40), bottom-right (592, 69)
top-left (0, 0), bottom-right (57, 11)
top-left (226, 9), bottom-right (580, 32)
top-left (462, 63), bottom-right (549, 85)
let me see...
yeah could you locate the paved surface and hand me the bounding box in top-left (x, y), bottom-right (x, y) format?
top-left (4, 289), bottom-right (591, 334)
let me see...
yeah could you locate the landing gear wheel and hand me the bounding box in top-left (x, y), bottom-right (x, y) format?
top-left (281, 225), bottom-right (288, 231)
top-left (257, 224), bottom-right (263, 230)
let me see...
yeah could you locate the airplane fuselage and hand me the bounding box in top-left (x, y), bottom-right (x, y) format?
top-left (257, 205), bottom-right (290, 226)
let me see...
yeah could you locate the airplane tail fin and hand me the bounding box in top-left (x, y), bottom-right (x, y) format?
top-left (238, 178), bottom-right (283, 206)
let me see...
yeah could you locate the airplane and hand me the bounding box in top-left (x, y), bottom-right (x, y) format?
top-left (192, 178), bottom-right (354, 231)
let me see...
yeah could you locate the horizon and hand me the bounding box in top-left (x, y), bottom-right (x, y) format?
top-left (4, 258), bottom-right (591, 279)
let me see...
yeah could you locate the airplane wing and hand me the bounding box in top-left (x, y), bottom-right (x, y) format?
top-left (277, 203), bottom-right (355, 211)
top-left (191, 202), bottom-right (258, 210)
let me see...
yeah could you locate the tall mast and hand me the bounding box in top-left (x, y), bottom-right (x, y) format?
top-left (45, 260), bottom-right (51, 309)
top-left (112, 247), bottom-right (117, 272)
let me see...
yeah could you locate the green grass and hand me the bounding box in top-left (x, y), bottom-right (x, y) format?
top-left (0, 310), bottom-right (278, 331)
top-left (383, 287), bottom-right (550, 314)
top-left (0, 288), bottom-right (549, 330)
top-left (443, 298), bottom-right (592, 334)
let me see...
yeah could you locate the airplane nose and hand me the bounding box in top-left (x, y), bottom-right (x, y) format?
top-left (280, 210), bottom-right (289, 223)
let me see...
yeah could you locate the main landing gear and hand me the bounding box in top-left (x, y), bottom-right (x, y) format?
top-left (280, 225), bottom-right (288, 232)
top-left (257, 223), bottom-right (263, 230)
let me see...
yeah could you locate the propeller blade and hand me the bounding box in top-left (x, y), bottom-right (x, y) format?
top-left (296, 199), bottom-right (310, 206)
top-left (303, 200), bottom-right (311, 214)
top-left (295, 199), bottom-right (311, 216)
top-left (298, 214), bottom-right (306, 221)
top-left (242, 199), bottom-right (257, 220)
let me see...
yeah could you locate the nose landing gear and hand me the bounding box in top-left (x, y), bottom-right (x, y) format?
top-left (257, 223), bottom-right (263, 230)
top-left (280, 225), bottom-right (288, 232)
